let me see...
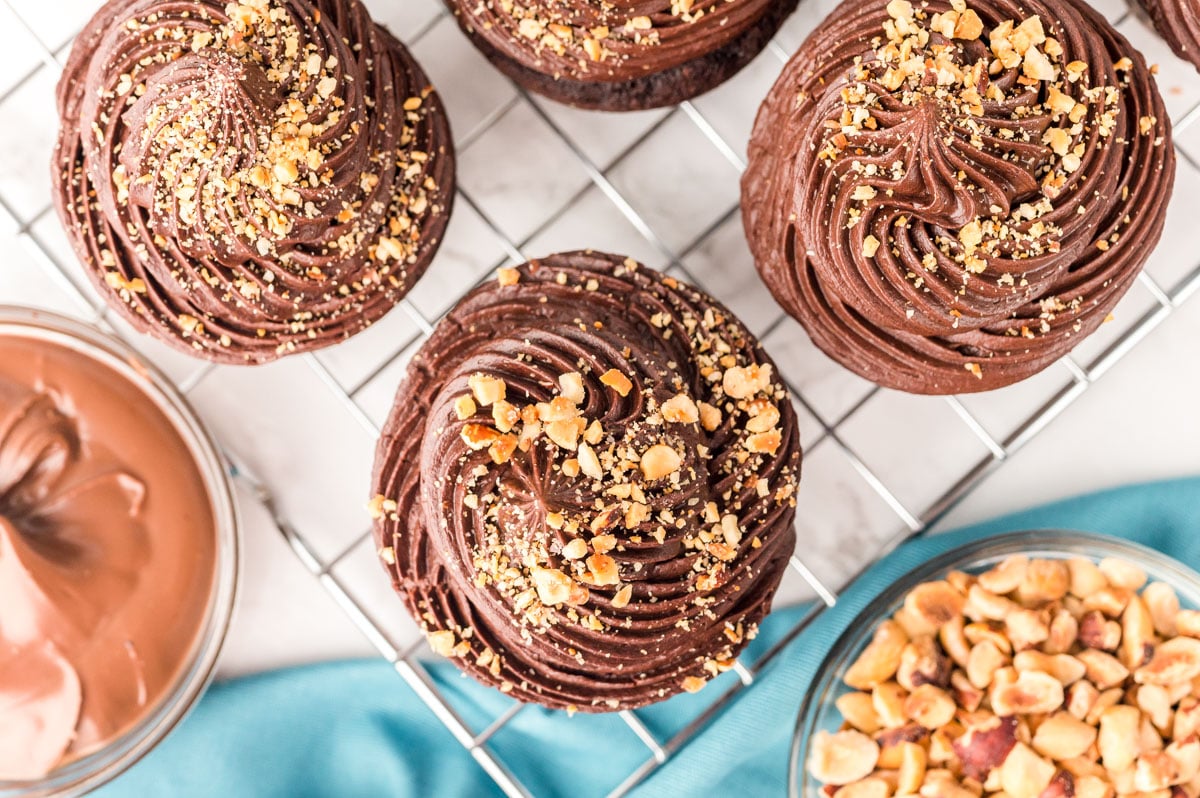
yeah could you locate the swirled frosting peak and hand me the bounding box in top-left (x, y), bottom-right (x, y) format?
top-left (743, 0), bottom-right (1175, 394)
top-left (54, 0), bottom-right (454, 364)
top-left (372, 251), bottom-right (802, 711)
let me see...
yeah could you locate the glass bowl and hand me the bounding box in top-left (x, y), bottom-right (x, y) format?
top-left (789, 530), bottom-right (1200, 798)
top-left (0, 307), bottom-right (239, 797)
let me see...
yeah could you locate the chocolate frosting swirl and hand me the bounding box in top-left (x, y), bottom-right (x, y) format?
top-left (445, 0), bottom-right (796, 108)
top-left (53, 0), bottom-right (454, 364)
top-left (743, 0), bottom-right (1175, 394)
top-left (1139, 0), bottom-right (1200, 72)
top-left (372, 251), bottom-right (802, 711)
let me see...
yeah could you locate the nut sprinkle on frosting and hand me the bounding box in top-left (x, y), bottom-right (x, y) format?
top-left (371, 251), bottom-right (802, 711)
top-left (53, 0), bottom-right (454, 364)
top-left (743, 0), bottom-right (1175, 394)
top-left (445, 0), bottom-right (798, 110)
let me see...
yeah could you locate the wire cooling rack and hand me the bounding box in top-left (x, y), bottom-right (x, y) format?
top-left (3, 0), bottom-right (1199, 795)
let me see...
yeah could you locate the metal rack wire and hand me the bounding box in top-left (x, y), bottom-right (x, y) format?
top-left (5, 0), bottom-right (1198, 795)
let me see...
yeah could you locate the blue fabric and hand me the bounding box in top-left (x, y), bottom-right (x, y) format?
top-left (99, 478), bottom-right (1200, 798)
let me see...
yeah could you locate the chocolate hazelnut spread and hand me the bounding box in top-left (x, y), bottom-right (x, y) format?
top-left (0, 332), bottom-right (217, 780)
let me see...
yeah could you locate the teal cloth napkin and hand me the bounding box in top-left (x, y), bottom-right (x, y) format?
top-left (99, 477), bottom-right (1200, 798)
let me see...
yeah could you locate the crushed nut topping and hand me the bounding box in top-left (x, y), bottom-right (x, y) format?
top-left (62, 0), bottom-right (450, 362)
top-left (819, 0), bottom-right (1134, 338)
top-left (414, 263), bottom-right (799, 687)
top-left (373, 253), bottom-right (802, 711)
top-left (467, 0), bottom-right (742, 71)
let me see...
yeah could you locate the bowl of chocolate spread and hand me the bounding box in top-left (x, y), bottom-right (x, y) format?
top-left (0, 307), bottom-right (238, 796)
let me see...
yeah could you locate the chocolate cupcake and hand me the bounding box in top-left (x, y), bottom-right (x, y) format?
top-left (371, 251), bottom-right (802, 710)
top-left (743, 0), bottom-right (1175, 394)
top-left (443, 0), bottom-right (799, 111)
top-left (1138, 0), bottom-right (1200, 72)
top-left (53, 0), bottom-right (454, 364)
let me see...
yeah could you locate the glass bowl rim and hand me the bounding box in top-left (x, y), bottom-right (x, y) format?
top-left (788, 528), bottom-right (1200, 798)
top-left (0, 305), bottom-right (240, 797)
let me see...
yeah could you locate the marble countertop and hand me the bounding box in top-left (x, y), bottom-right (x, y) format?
top-left (0, 0), bottom-right (1195, 680)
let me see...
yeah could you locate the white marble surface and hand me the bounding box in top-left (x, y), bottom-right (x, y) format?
top-left (0, 0), bottom-right (1196, 679)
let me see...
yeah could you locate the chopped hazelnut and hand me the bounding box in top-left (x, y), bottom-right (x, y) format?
top-left (454, 395), bottom-right (477, 420)
top-left (640, 444), bottom-right (682, 480)
top-left (600, 368), bottom-right (633, 397)
top-left (846, 621), bottom-right (908, 690)
top-left (561, 539), bottom-right (588, 560)
top-left (661, 394), bottom-right (699, 424)
top-left (809, 730), bottom-right (880, 785)
top-left (577, 442), bottom-right (603, 480)
top-left (591, 535), bottom-right (617, 555)
top-left (746, 430), bottom-right (782, 455)
top-left (723, 363), bottom-right (773, 399)
top-left (488, 435), bottom-right (518, 465)
top-left (461, 423), bottom-right (502, 451)
top-left (545, 419), bottom-right (584, 451)
top-left (492, 400), bottom-right (520, 433)
top-left (532, 567), bottom-right (574, 606)
top-left (586, 553), bottom-right (620, 586)
top-left (698, 401), bottom-right (723, 432)
top-left (558, 372), bottom-right (585, 405)
top-left (468, 373), bottom-right (506, 407)
top-left (428, 629), bottom-right (456, 657)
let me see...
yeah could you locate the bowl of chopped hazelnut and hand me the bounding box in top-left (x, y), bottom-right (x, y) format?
top-left (791, 531), bottom-right (1200, 798)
